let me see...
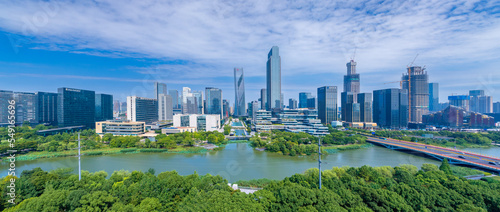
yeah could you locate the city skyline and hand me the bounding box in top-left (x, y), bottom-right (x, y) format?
top-left (0, 1), bottom-right (499, 104)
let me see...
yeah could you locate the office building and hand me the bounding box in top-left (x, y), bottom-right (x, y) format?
top-left (358, 93), bottom-right (372, 123)
top-left (127, 96), bottom-right (158, 123)
top-left (36, 92), bottom-right (58, 126)
top-left (168, 90), bottom-right (180, 109)
top-left (469, 90), bottom-right (492, 113)
top-left (341, 92), bottom-right (360, 122)
top-left (469, 90), bottom-right (484, 97)
top-left (260, 88), bottom-right (267, 110)
top-left (95, 121), bottom-right (145, 136)
top-left (162, 127), bottom-right (197, 135)
top-left (113, 100), bottom-right (120, 114)
top-left (173, 114), bottom-right (220, 131)
top-left (58, 87), bottom-right (96, 128)
top-left (223, 100), bottom-right (230, 118)
top-left (344, 60), bottom-right (360, 96)
top-left (402, 66), bottom-right (429, 123)
top-left (0, 90), bottom-right (14, 124)
top-left (154, 82), bottom-right (167, 101)
top-left (317, 86), bottom-right (337, 124)
top-left (299, 92), bottom-right (312, 108)
top-left (192, 91), bottom-right (203, 114)
top-left (448, 95), bottom-right (470, 111)
top-left (158, 94), bottom-right (173, 121)
top-left (429, 83), bottom-right (439, 111)
top-left (288, 98), bottom-right (297, 109)
top-left (266, 46), bottom-right (281, 110)
top-left (234, 68), bottom-right (246, 116)
top-left (494, 102), bottom-right (500, 113)
top-left (205, 87), bottom-right (223, 118)
top-left (14, 92), bottom-right (38, 124)
top-left (95, 94), bottom-right (113, 122)
top-left (373, 88), bottom-right (409, 128)
top-left (182, 87), bottom-right (199, 114)
top-left (249, 101), bottom-right (259, 123)
top-left (307, 97), bottom-right (316, 109)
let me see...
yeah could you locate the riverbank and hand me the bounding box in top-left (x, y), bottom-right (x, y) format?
top-left (8, 146), bottom-right (215, 161)
top-left (322, 143), bottom-right (373, 154)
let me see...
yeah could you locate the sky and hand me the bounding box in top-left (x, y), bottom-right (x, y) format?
top-left (0, 0), bottom-right (499, 105)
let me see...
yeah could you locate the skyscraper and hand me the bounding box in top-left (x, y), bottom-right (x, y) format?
top-left (234, 68), bottom-right (246, 116)
top-left (429, 83), bottom-right (439, 111)
top-left (493, 102), bottom-right (500, 113)
top-left (344, 60), bottom-right (360, 95)
top-left (249, 101), bottom-right (259, 123)
top-left (260, 88), bottom-right (267, 110)
top-left (307, 97), bottom-right (316, 109)
top-left (182, 87), bottom-right (198, 114)
top-left (0, 90), bottom-right (14, 124)
top-left (469, 90), bottom-right (492, 113)
top-left (192, 91), bottom-right (203, 114)
top-left (357, 93), bottom-right (372, 123)
top-left (266, 46), bottom-right (281, 110)
top-left (168, 90), bottom-right (179, 109)
top-left (223, 100), bottom-right (230, 118)
top-left (95, 94), bottom-right (113, 121)
top-left (317, 86), bottom-right (337, 124)
top-left (448, 95), bottom-right (470, 111)
top-left (288, 98), bottom-right (297, 109)
top-left (341, 92), bottom-right (359, 122)
top-left (205, 87), bottom-right (223, 118)
top-left (373, 88), bottom-right (409, 128)
top-left (299, 92), bottom-right (312, 108)
top-left (402, 66), bottom-right (429, 123)
top-left (127, 96), bottom-right (158, 123)
top-left (469, 90), bottom-right (484, 97)
top-left (58, 87), bottom-right (95, 128)
top-left (158, 94), bottom-right (173, 121)
top-left (154, 82), bottom-right (167, 100)
top-left (37, 92), bottom-right (58, 126)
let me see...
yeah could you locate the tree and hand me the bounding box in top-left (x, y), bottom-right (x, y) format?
top-left (439, 158), bottom-right (452, 175)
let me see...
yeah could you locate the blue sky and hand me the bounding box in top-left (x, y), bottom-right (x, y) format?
top-left (0, 0), bottom-right (499, 105)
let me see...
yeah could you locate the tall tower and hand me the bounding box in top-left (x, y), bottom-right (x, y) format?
top-left (317, 86), bottom-right (337, 124)
top-left (344, 60), bottom-right (360, 95)
top-left (260, 88), bottom-right (267, 110)
top-left (234, 68), bottom-right (246, 116)
top-left (266, 46), bottom-right (281, 111)
top-left (342, 60), bottom-right (361, 122)
top-left (402, 66), bottom-right (429, 123)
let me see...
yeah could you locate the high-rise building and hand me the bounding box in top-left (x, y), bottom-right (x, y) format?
top-left (58, 87), bottom-right (96, 128)
top-left (168, 90), bottom-right (180, 109)
top-left (260, 89), bottom-right (267, 110)
top-left (234, 68), bottom-right (246, 116)
top-left (357, 93), bottom-right (372, 123)
top-left (120, 102), bottom-right (127, 114)
top-left (373, 88), bottom-right (409, 128)
top-left (448, 95), bottom-right (470, 111)
top-left (0, 90), bottom-right (14, 124)
top-left (36, 92), bottom-right (58, 126)
top-left (317, 86), bottom-right (337, 124)
top-left (469, 90), bottom-right (484, 97)
top-left (205, 87), bottom-right (223, 118)
top-left (95, 94), bottom-right (113, 121)
top-left (158, 94), bottom-right (173, 121)
top-left (402, 66), bottom-right (429, 123)
top-left (223, 100), bottom-right (230, 118)
top-left (341, 92), bottom-right (360, 122)
top-left (127, 96), bottom-right (158, 123)
top-left (281, 93), bottom-right (284, 109)
top-left (14, 92), bottom-right (38, 124)
top-left (113, 100), bottom-right (120, 114)
top-left (154, 82), bottom-right (167, 101)
top-left (344, 60), bottom-right (360, 96)
top-left (307, 97), bottom-right (316, 109)
top-left (192, 91), bottom-right (203, 114)
top-left (266, 46), bottom-right (281, 110)
top-left (288, 98), bottom-right (298, 109)
top-left (493, 102), bottom-right (500, 113)
top-left (249, 101), bottom-right (259, 123)
top-left (469, 90), bottom-right (492, 113)
top-left (299, 92), bottom-right (312, 108)
top-left (182, 87), bottom-right (199, 114)
top-left (429, 83), bottom-right (439, 111)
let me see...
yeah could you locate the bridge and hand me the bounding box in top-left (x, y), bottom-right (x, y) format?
top-left (366, 136), bottom-right (500, 174)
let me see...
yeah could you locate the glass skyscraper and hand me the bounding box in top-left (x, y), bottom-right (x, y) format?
top-left (266, 46), bottom-right (281, 110)
top-left (429, 83), bottom-right (439, 111)
top-left (299, 92), bottom-right (312, 109)
top-left (260, 88), bottom-right (267, 110)
top-left (168, 90), bottom-right (179, 109)
top-left (205, 87), bottom-right (222, 118)
top-left (58, 87), bottom-right (96, 128)
top-left (357, 93), bottom-right (372, 123)
top-left (95, 93), bottom-right (113, 121)
top-left (373, 88), bottom-right (409, 128)
top-left (234, 68), bottom-right (246, 116)
top-left (14, 92), bottom-right (37, 124)
top-left (402, 66), bottom-right (429, 123)
top-left (37, 92), bottom-right (58, 126)
top-left (317, 86), bottom-right (337, 124)
top-left (155, 82), bottom-right (167, 100)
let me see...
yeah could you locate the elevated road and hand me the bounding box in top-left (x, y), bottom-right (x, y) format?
top-left (365, 136), bottom-right (500, 174)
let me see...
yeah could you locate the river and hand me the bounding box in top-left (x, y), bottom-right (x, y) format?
top-left (5, 143), bottom-right (494, 182)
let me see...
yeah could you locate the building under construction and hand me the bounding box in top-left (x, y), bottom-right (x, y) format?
top-left (402, 66), bottom-right (429, 123)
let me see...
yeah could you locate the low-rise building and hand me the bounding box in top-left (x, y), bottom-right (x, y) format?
top-left (95, 121), bottom-right (145, 136)
top-left (173, 114), bottom-right (220, 132)
top-left (162, 127), bottom-right (197, 135)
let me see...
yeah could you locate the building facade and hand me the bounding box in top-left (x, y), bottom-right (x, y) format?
top-left (494, 102), bottom-right (500, 113)
top-left (127, 96), bottom-right (158, 123)
top-left (402, 66), bottom-right (429, 123)
top-left (317, 86), bottom-right (337, 124)
top-left (357, 93), bottom-right (372, 123)
top-left (260, 88), bottom-right (267, 110)
top-left (58, 87), bottom-right (96, 128)
top-left (37, 92), bottom-right (58, 126)
top-left (14, 92), bottom-right (38, 124)
top-left (95, 121), bottom-right (145, 136)
top-left (95, 94), bottom-right (113, 122)
top-left (288, 98), bottom-right (297, 109)
top-left (373, 88), bottom-right (409, 128)
top-left (448, 95), bottom-right (470, 111)
top-left (299, 92), bottom-right (312, 109)
top-left (173, 114), bottom-right (220, 132)
top-left (168, 90), bottom-right (180, 109)
top-left (205, 87), bottom-right (223, 118)
top-left (266, 46), bottom-right (281, 110)
top-left (234, 68), bottom-right (246, 116)
top-left (158, 94), bottom-right (173, 121)
top-left (429, 83), bottom-right (439, 112)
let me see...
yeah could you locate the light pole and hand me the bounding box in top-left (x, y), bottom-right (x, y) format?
top-left (318, 136), bottom-right (322, 189)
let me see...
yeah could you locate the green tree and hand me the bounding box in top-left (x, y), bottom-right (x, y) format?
top-left (439, 158), bottom-right (452, 175)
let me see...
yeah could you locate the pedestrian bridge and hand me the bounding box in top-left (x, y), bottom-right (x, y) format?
top-left (366, 136), bottom-right (500, 174)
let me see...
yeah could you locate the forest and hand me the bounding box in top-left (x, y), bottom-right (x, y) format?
top-left (1, 160), bottom-right (499, 211)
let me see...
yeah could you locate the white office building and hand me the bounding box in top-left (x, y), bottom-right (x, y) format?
top-left (173, 114), bottom-right (220, 132)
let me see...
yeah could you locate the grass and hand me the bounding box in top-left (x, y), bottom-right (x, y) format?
top-left (450, 165), bottom-right (488, 177)
top-left (322, 143), bottom-right (373, 154)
